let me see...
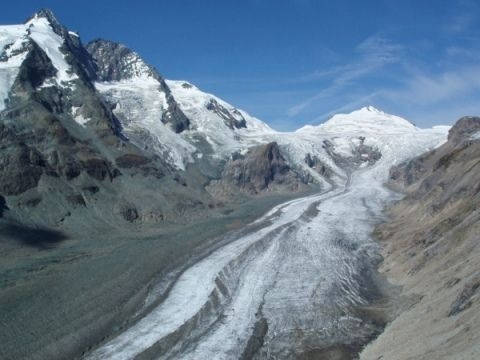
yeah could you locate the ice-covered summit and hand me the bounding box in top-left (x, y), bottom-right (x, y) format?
top-left (297, 106), bottom-right (417, 135)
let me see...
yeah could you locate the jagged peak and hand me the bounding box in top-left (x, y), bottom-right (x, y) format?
top-left (86, 39), bottom-right (162, 82)
top-left (33, 9), bottom-right (58, 22)
top-left (87, 38), bottom-right (128, 51)
top-left (25, 9), bottom-right (64, 34)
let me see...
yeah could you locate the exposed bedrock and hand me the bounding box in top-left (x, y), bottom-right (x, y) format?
top-left (323, 137), bottom-right (382, 171)
top-left (208, 142), bottom-right (309, 199)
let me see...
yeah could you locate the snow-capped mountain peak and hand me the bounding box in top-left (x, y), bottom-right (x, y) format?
top-left (25, 15), bottom-right (78, 85)
top-left (297, 106), bottom-right (416, 135)
top-left (0, 8), bottom-right (81, 110)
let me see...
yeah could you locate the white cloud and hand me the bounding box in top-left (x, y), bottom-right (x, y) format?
top-left (382, 65), bottom-right (480, 105)
top-left (286, 34), bottom-right (403, 117)
top-left (311, 92), bottom-right (381, 123)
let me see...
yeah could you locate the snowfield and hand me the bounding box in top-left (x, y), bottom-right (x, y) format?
top-left (95, 78), bottom-right (196, 170)
top-left (0, 24), bottom-right (29, 111)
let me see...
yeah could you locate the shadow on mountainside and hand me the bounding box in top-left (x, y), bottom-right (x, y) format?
top-left (0, 222), bottom-right (68, 249)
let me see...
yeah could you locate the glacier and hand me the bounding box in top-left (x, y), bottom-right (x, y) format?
top-left (87, 111), bottom-right (448, 359)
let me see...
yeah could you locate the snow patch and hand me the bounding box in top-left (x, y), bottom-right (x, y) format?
top-left (470, 130), bottom-right (480, 140)
top-left (71, 106), bottom-right (90, 126)
top-left (0, 25), bottom-right (29, 110)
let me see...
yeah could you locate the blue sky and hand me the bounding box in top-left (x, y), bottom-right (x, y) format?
top-left (2, 1), bottom-right (480, 131)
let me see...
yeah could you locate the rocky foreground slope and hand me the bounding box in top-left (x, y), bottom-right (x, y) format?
top-left (361, 117), bottom-right (480, 359)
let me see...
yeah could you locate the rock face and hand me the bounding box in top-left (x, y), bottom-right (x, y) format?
top-left (447, 116), bottom-right (480, 143)
top-left (205, 98), bottom-right (247, 130)
top-left (323, 137), bottom-right (382, 171)
top-left (209, 142), bottom-right (306, 197)
top-left (304, 153), bottom-right (334, 179)
top-left (361, 117), bottom-right (480, 360)
top-left (86, 39), bottom-right (159, 82)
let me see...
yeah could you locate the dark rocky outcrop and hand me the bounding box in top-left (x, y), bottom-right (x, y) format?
top-left (223, 142), bottom-right (292, 192)
top-left (0, 196), bottom-right (7, 217)
top-left (209, 142), bottom-right (307, 198)
top-left (114, 201), bottom-right (139, 222)
top-left (0, 144), bottom-right (47, 196)
top-left (305, 153), bottom-right (334, 179)
top-left (205, 98), bottom-right (247, 130)
top-left (86, 39), bottom-right (158, 82)
top-left (115, 154), bottom-right (151, 168)
top-left (323, 137), bottom-right (381, 171)
top-left (448, 274), bottom-right (480, 317)
top-left (447, 116), bottom-right (480, 143)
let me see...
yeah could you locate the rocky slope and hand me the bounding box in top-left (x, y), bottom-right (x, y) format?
top-left (361, 117), bottom-right (480, 359)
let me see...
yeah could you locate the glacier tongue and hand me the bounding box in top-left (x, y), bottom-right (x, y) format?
top-left (85, 81), bottom-right (450, 357)
top-left (86, 122), bottom-right (448, 359)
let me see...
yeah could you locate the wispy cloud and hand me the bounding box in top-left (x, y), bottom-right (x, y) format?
top-left (311, 92), bottom-right (381, 123)
top-left (446, 13), bottom-right (475, 34)
top-left (382, 65), bottom-right (480, 105)
top-left (444, 0), bottom-right (479, 34)
top-left (286, 35), bottom-right (403, 117)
